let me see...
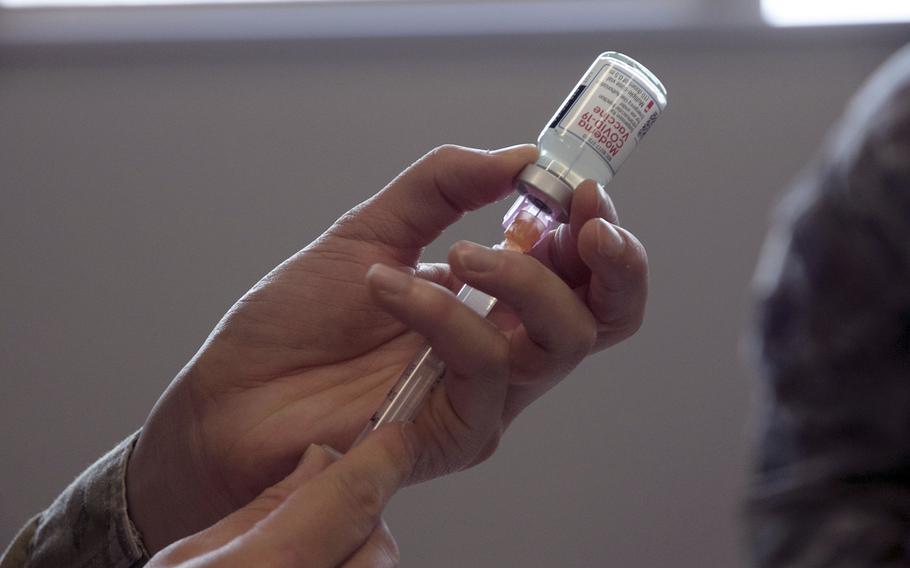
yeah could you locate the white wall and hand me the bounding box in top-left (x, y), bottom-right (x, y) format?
top-left (1, 28), bottom-right (906, 567)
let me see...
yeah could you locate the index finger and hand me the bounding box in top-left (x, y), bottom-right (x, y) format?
top-left (237, 425), bottom-right (418, 568)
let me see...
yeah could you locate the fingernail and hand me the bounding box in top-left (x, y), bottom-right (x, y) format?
top-left (490, 143), bottom-right (537, 156)
top-left (596, 219), bottom-right (625, 259)
top-left (368, 264), bottom-right (412, 295)
top-left (456, 241), bottom-right (499, 272)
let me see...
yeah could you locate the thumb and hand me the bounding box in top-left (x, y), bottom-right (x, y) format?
top-left (232, 424), bottom-right (418, 568)
top-left (333, 144), bottom-right (538, 258)
top-left (148, 444), bottom-right (341, 566)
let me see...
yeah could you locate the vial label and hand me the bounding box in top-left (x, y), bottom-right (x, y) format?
top-left (556, 63), bottom-right (661, 174)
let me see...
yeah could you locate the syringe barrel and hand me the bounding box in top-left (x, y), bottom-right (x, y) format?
top-left (370, 344), bottom-right (445, 426)
top-left (356, 283), bottom-right (498, 442)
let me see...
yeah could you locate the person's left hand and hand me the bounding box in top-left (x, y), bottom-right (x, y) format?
top-left (127, 145), bottom-right (649, 553)
top-left (147, 425), bottom-right (414, 568)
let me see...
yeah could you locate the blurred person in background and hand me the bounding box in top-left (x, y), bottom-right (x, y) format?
top-left (749, 44), bottom-right (910, 566)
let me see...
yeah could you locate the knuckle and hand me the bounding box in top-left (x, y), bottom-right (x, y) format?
top-left (495, 251), bottom-right (540, 303)
top-left (571, 320), bottom-right (599, 358)
top-left (416, 281), bottom-right (459, 322)
top-left (457, 329), bottom-right (510, 386)
top-left (424, 144), bottom-right (463, 166)
top-left (598, 308), bottom-right (644, 339)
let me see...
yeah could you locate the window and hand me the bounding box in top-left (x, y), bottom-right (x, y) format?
top-left (762, 0), bottom-right (910, 27)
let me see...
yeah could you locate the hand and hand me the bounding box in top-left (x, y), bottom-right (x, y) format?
top-left (127, 144), bottom-right (649, 553)
top-left (147, 425), bottom-right (414, 568)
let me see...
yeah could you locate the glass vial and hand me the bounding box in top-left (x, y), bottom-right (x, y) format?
top-left (514, 52), bottom-right (668, 223)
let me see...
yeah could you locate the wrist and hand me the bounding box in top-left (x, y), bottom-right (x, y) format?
top-left (125, 377), bottom-right (229, 555)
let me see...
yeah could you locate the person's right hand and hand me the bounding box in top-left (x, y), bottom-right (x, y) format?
top-left (147, 425), bottom-right (414, 568)
top-left (127, 144), bottom-right (649, 554)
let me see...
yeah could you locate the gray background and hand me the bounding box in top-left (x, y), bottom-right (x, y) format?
top-left (2, 27), bottom-right (907, 567)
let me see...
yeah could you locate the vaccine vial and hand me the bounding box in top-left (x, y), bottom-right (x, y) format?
top-left (508, 52), bottom-right (668, 230)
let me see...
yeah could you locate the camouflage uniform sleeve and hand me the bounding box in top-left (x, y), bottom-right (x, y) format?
top-left (0, 432), bottom-right (150, 568)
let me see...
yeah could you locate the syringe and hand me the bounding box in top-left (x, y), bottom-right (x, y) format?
top-left (356, 195), bottom-right (559, 442)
